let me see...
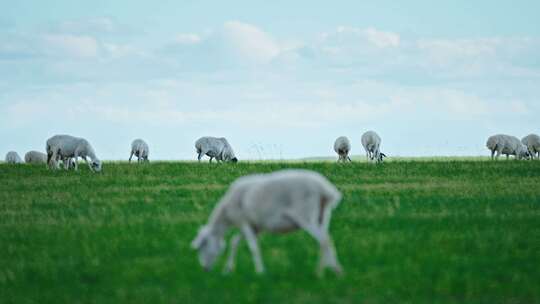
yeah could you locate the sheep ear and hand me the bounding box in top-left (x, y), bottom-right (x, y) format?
top-left (191, 226), bottom-right (209, 249)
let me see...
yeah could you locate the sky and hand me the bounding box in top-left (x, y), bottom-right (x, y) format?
top-left (1, 0), bottom-right (539, 160)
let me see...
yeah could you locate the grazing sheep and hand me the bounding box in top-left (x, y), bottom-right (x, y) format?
top-left (195, 136), bottom-right (238, 163)
top-left (24, 151), bottom-right (47, 164)
top-left (361, 131), bottom-right (386, 163)
top-left (486, 134), bottom-right (529, 160)
top-left (46, 135), bottom-right (102, 172)
top-left (5, 151), bottom-right (23, 164)
top-left (191, 169), bottom-right (343, 276)
top-left (129, 139), bottom-right (149, 163)
top-left (522, 134), bottom-right (540, 160)
top-left (334, 136), bottom-right (352, 162)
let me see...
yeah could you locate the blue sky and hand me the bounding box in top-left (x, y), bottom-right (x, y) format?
top-left (1, 1), bottom-right (539, 160)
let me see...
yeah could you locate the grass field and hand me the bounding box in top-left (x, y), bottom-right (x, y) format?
top-left (1, 160), bottom-right (539, 303)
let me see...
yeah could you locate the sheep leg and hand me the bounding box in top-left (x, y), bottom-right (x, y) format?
top-left (495, 149), bottom-right (501, 160)
top-left (54, 153), bottom-right (61, 169)
top-left (240, 223), bottom-right (265, 274)
top-left (347, 156), bottom-right (352, 162)
top-left (284, 212), bottom-right (342, 277)
top-left (49, 149), bottom-right (58, 169)
top-left (223, 234), bottom-right (242, 274)
top-left (209, 156), bottom-right (213, 163)
top-left (47, 150), bottom-right (55, 169)
top-left (129, 151), bottom-right (133, 163)
top-left (64, 157), bottom-right (71, 170)
top-left (73, 154), bottom-right (80, 171)
top-left (316, 204), bottom-right (342, 275)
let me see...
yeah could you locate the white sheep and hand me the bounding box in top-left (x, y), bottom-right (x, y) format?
top-left (46, 134), bottom-right (102, 171)
top-left (129, 139), bottom-right (149, 163)
top-left (521, 134), bottom-right (540, 160)
top-left (24, 151), bottom-right (47, 164)
top-left (361, 131), bottom-right (386, 163)
top-left (195, 136), bottom-right (238, 163)
top-left (191, 169), bottom-right (343, 276)
top-left (486, 134), bottom-right (529, 160)
top-left (334, 136), bottom-right (351, 162)
top-left (5, 151), bottom-right (23, 164)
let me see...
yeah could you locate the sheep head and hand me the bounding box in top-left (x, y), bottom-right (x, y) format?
top-left (191, 225), bottom-right (225, 271)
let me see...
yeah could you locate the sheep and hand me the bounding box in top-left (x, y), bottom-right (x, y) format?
top-left (334, 136), bottom-right (352, 162)
top-left (195, 136), bottom-right (238, 163)
top-left (46, 134), bottom-right (102, 172)
top-left (24, 151), bottom-right (47, 164)
top-left (486, 134), bottom-right (529, 160)
top-left (129, 139), bottom-right (149, 163)
top-left (361, 131), bottom-right (386, 163)
top-left (5, 151), bottom-right (23, 164)
top-left (191, 169), bottom-right (343, 276)
top-left (521, 134), bottom-right (540, 160)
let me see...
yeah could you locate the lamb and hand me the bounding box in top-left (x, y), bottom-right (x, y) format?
top-left (129, 139), bottom-right (149, 163)
top-left (361, 131), bottom-right (386, 163)
top-left (195, 136), bottom-right (238, 163)
top-left (5, 151), bottom-right (23, 164)
top-left (24, 151), bottom-right (47, 164)
top-left (191, 169), bottom-right (343, 276)
top-left (486, 134), bottom-right (529, 160)
top-left (46, 134), bottom-right (102, 172)
top-left (334, 136), bottom-right (351, 162)
top-left (521, 134), bottom-right (540, 160)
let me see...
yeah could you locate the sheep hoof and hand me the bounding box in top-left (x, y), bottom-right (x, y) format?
top-left (334, 265), bottom-right (344, 278)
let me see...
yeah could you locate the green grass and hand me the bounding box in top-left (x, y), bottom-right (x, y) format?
top-left (1, 161), bottom-right (539, 304)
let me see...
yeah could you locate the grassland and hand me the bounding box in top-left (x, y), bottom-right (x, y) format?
top-left (1, 160), bottom-right (539, 303)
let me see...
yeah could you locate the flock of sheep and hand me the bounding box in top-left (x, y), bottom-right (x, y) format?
top-left (487, 134), bottom-right (540, 160)
top-left (3, 135), bottom-right (150, 171)
top-left (334, 130), bottom-right (387, 163)
top-left (2, 131), bottom-right (385, 168)
top-left (5, 131), bottom-right (538, 167)
top-left (2, 131), bottom-right (539, 275)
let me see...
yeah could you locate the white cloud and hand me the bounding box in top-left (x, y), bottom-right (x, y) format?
top-left (43, 34), bottom-right (99, 58)
top-left (102, 43), bottom-right (144, 58)
top-left (161, 21), bottom-right (285, 68)
top-left (334, 26), bottom-right (400, 48)
top-left (51, 17), bottom-right (137, 37)
top-left (174, 33), bottom-right (201, 45)
top-left (416, 38), bottom-right (499, 68)
top-left (326, 26), bottom-right (401, 49)
top-left (219, 21), bottom-right (281, 64)
top-left (363, 27), bottom-right (400, 48)
top-left (58, 17), bottom-right (116, 34)
top-left (157, 23), bottom-right (540, 80)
